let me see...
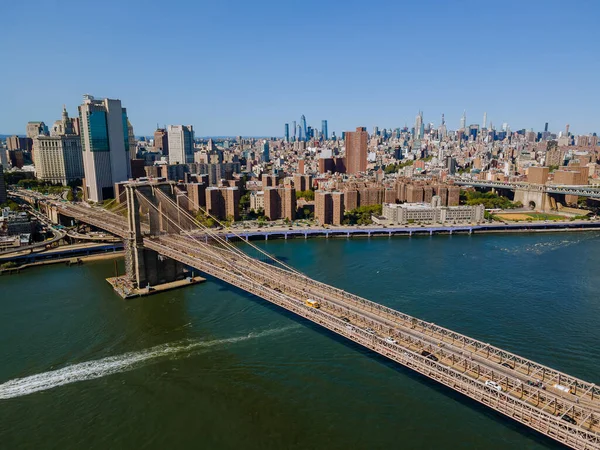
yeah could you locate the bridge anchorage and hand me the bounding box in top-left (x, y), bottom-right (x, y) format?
top-left (107, 181), bottom-right (205, 298)
top-left (17, 181), bottom-right (600, 449)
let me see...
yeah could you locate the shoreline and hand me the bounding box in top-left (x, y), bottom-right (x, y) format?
top-left (2, 222), bottom-right (598, 274)
top-left (0, 251), bottom-right (124, 275)
top-left (220, 221), bottom-right (600, 241)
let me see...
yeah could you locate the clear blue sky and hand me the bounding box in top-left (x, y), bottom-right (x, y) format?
top-left (2, 0), bottom-right (599, 137)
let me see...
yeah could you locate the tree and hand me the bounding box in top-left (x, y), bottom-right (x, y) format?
top-left (296, 190), bottom-right (314, 201)
top-left (224, 215), bottom-right (235, 228)
top-left (239, 191), bottom-right (251, 211)
top-left (384, 160), bottom-right (415, 174)
top-left (461, 189), bottom-right (520, 209)
top-left (0, 200), bottom-right (20, 211)
top-left (384, 164), bottom-right (398, 174)
top-left (343, 204), bottom-right (383, 225)
top-left (195, 211), bottom-right (217, 228)
top-left (301, 208), bottom-right (313, 219)
top-left (18, 179), bottom-right (43, 188)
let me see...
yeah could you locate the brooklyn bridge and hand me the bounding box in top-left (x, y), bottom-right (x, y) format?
top-left (13, 180), bottom-right (600, 450)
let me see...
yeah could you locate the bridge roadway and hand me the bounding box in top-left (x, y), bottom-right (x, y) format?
top-left (453, 180), bottom-right (600, 199)
top-left (32, 200), bottom-right (600, 449)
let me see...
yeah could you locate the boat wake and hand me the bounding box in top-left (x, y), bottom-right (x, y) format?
top-left (0, 325), bottom-right (299, 400)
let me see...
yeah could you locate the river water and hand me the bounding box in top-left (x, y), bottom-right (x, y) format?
top-left (1, 232), bottom-right (600, 449)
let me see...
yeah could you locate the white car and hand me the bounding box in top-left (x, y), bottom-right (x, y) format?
top-left (385, 337), bottom-right (397, 344)
top-left (365, 327), bottom-right (376, 335)
top-left (485, 380), bottom-right (503, 392)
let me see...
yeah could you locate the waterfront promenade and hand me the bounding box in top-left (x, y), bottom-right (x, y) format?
top-left (221, 220), bottom-right (600, 241)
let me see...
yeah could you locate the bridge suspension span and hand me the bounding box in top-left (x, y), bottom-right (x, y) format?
top-left (21, 181), bottom-right (600, 450)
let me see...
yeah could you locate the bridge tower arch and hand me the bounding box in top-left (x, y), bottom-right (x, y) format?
top-left (124, 181), bottom-right (188, 289)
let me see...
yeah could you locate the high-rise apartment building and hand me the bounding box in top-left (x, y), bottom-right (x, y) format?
top-left (184, 182), bottom-right (207, 211)
top-left (315, 191), bottom-right (344, 225)
top-left (528, 167), bottom-right (549, 185)
top-left (7, 150), bottom-right (24, 168)
top-left (205, 186), bottom-right (240, 221)
top-left (6, 136), bottom-right (31, 151)
top-left (264, 186), bottom-right (296, 221)
top-left (154, 128), bottom-right (169, 155)
top-left (345, 127), bottom-right (368, 174)
top-left (315, 191), bottom-right (332, 225)
top-left (167, 125), bottom-right (194, 165)
top-left (262, 174), bottom-right (279, 188)
top-left (293, 174), bottom-right (312, 192)
top-left (263, 187), bottom-right (281, 221)
top-left (33, 107), bottom-right (84, 185)
top-left (406, 185), bottom-right (424, 203)
top-left (331, 192), bottom-right (344, 225)
top-left (447, 185), bottom-right (460, 206)
top-left (79, 94), bottom-right (132, 202)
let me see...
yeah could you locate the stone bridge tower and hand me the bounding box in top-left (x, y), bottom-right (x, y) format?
top-left (124, 180), bottom-right (188, 289)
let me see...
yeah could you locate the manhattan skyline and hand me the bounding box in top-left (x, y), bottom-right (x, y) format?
top-left (2, 0), bottom-right (599, 136)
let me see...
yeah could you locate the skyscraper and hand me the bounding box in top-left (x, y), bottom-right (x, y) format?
top-left (127, 119), bottom-right (136, 158)
top-left (284, 123), bottom-right (290, 142)
top-left (79, 94), bottom-right (132, 202)
top-left (261, 140), bottom-right (270, 162)
top-left (321, 120), bottom-right (328, 141)
top-left (414, 111), bottom-right (423, 139)
top-left (544, 122), bottom-right (549, 132)
top-left (34, 106), bottom-right (83, 185)
top-left (483, 112), bottom-right (487, 129)
top-left (292, 120), bottom-right (296, 141)
top-left (446, 156), bottom-right (457, 175)
top-left (300, 115), bottom-right (307, 141)
top-left (345, 127), bottom-right (368, 175)
top-left (154, 128), bottom-right (169, 155)
top-left (26, 121), bottom-right (48, 139)
top-left (167, 125), bottom-right (194, 165)
top-left (439, 114), bottom-right (447, 138)
top-left (460, 111), bottom-right (467, 130)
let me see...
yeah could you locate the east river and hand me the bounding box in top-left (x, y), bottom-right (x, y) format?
top-left (1, 232), bottom-right (600, 449)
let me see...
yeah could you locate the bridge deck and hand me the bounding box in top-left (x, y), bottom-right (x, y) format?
top-left (147, 236), bottom-right (600, 450)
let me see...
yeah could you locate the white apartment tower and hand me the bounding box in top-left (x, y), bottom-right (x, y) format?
top-left (79, 95), bottom-right (132, 202)
top-left (167, 125), bottom-right (194, 164)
